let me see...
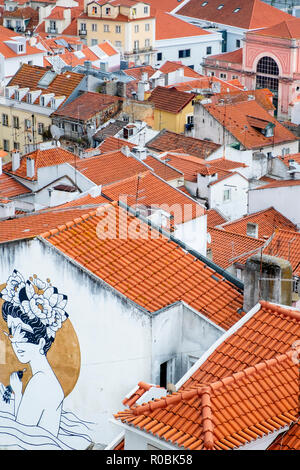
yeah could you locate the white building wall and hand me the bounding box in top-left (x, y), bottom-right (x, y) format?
top-left (209, 172), bottom-right (248, 220)
top-left (248, 184), bottom-right (300, 226)
top-left (4, 52), bottom-right (45, 83)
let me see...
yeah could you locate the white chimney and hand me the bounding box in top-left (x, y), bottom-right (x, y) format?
top-left (121, 145), bottom-right (131, 157)
top-left (12, 151), bottom-right (20, 171)
top-left (26, 157), bottom-right (35, 178)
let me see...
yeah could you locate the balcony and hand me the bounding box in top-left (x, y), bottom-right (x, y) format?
top-left (47, 27), bottom-right (58, 34)
top-left (124, 46), bottom-right (153, 57)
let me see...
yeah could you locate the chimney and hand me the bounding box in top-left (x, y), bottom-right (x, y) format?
top-left (12, 151), bottom-right (20, 171)
top-left (121, 145), bottom-right (131, 157)
top-left (137, 80), bottom-right (146, 101)
top-left (26, 157), bottom-right (35, 178)
top-left (243, 253), bottom-right (293, 313)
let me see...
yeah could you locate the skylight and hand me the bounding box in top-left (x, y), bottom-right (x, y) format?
top-left (37, 71), bottom-right (57, 89)
top-left (202, 1), bottom-right (208, 6)
top-left (217, 4), bottom-right (224, 9)
top-left (233, 7), bottom-right (240, 12)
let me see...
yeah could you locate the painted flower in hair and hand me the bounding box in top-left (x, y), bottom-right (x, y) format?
top-left (0, 270), bottom-right (25, 305)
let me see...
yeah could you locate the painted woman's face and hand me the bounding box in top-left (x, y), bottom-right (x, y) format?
top-left (6, 316), bottom-right (40, 364)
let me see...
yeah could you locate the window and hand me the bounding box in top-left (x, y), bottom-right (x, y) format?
top-left (134, 25), bottom-right (139, 33)
top-left (257, 56), bottom-right (279, 76)
top-left (49, 20), bottom-right (56, 31)
top-left (134, 40), bottom-right (139, 50)
top-left (209, 71), bottom-right (215, 76)
top-left (13, 116), bottom-right (19, 129)
top-left (145, 23), bottom-right (150, 31)
top-left (15, 91), bottom-right (19, 101)
top-left (3, 139), bottom-right (9, 151)
top-left (71, 123), bottom-right (78, 132)
top-left (91, 39), bottom-right (98, 46)
top-left (27, 93), bottom-right (32, 104)
top-left (115, 41), bottom-right (122, 48)
top-left (92, 23), bottom-right (97, 31)
top-left (144, 54), bottom-right (150, 64)
top-left (178, 49), bottom-right (190, 58)
top-left (58, 122), bottom-right (64, 129)
top-left (25, 119), bottom-right (31, 129)
top-left (220, 72), bottom-right (227, 78)
top-left (115, 25), bottom-right (121, 33)
top-left (187, 115), bottom-right (194, 125)
top-left (40, 96), bottom-right (45, 106)
top-left (144, 6), bottom-right (148, 13)
top-left (132, 8), bottom-right (136, 15)
top-left (38, 123), bottom-right (44, 135)
top-left (145, 38), bottom-right (150, 47)
top-left (13, 142), bottom-right (20, 150)
top-left (2, 114), bottom-right (8, 126)
top-left (105, 7), bottom-right (111, 14)
top-left (80, 23), bottom-right (86, 31)
top-left (236, 39), bottom-right (241, 47)
top-left (92, 6), bottom-right (97, 14)
top-left (18, 44), bottom-right (24, 53)
top-left (232, 74), bottom-right (238, 79)
top-left (157, 52), bottom-right (162, 61)
top-left (223, 188), bottom-right (231, 201)
top-left (206, 46), bottom-right (212, 55)
top-left (104, 24), bottom-right (109, 32)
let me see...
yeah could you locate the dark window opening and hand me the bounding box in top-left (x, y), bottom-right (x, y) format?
top-left (160, 361), bottom-right (167, 388)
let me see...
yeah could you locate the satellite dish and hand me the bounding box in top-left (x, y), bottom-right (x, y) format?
top-left (50, 124), bottom-right (64, 141)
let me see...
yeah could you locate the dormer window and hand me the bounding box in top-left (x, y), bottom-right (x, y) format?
top-left (40, 96), bottom-right (45, 106)
top-left (92, 6), bottom-right (97, 14)
top-left (27, 93), bottom-right (32, 104)
top-left (15, 91), bottom-right (20, 101)
top-left (18, 44), bottom-right (24, 53)
top-left (51, 98), bottom-right (56, 108)
top-left (132, 8), bottom-right (136, 15)
top-left (144, 6), bottom-right (148, 13)
top-left (105, 7), bottom-right (111, 14)
top-left (217, 4), bottom-right (224, 9)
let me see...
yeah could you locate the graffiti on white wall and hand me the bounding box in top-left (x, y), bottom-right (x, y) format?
top-left (0, 270), bottom-right (93, 450)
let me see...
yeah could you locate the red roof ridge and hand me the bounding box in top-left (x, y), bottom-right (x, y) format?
top-left (259, 300), bottom-right (300, 322)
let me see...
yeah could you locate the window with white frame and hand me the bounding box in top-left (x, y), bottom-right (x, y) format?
top-left (38, 122), bottom-right (44, 135)
top-left (25, 119), bottom-right (31, 129)
top-left (104, 24), bottom-right (109, 32)
top-left (105, 7), bottom-right (111, 14)
top-left (13, 116), bottom-right (19, 129)
top-left (91, 39), bottom-right (97, 46)
top-left (3, 139), bottom-right (9, 151)
top-left (115, 25), bottom-right (121, 33)
top-left (145, 38), bottom-right (150, 47)
top-left (144, 6), bottom-right (148, 13)
top-left (220, 72), bottom-right (227, 78)
top-left (134, 24), bottom-right (139, 33)
top-left (115, 40), bottom-right (122, 48)
top-left (145, 23), bottom-right (150, 31)
top-left (2, 114), bottom-right (8, 126)
top-left (92, 23), bottom-right (97, 31)
top-left (134, 40), bottom-right (139, 50)
top-left (223, 188), bottom-right (231, 201)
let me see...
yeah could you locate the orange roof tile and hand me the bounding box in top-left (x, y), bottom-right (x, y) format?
top-left (205, 208), bottom-right (227, 227)
top-left (207, 227), bottom-right (265, 269)
top-left (204, 100), bottom-right (296, 150)
top-left (263, 230), bottom-right (300, 276)
top-left (115, 348), bottom-right (299, 449)
top-left (3, 147), bottom-right (78, 181)
top-left (147, 86), bottom-right (195, 113)
top-left (278, 152), bottom-right (300, 167)
top-left (0, 27), bottom-right (43, 58)
top-left (176, 0), bottom-right (294, 30)
top-left (206, 157), bottom-right (247, 170)
top-left (159, 61), bottom-right (203, 79)
top-left (208, 89), bottom-right (275, 112)
top-left (155, 11), bottom-right (211, 40)
top-left (0, 172), bottom-right (31, 198)
top-left (99, 136), bottom-right (136, 153)
top-left (123, 381), bottom-right (165, 408)
top-left (52, 92), bottom-right (121, 120)
top-left (102, 171), bottom-right (204, 226)
top-left (220, 207), bottom-right (297, 240)
top-left (249, 17), bottom-right (300, 39)
top-left (254, 179), bottom-right (300, 189)
top-left (98, 41), bottom-right (118, 56)
top-left (268, 422), bottom-right (300, 450)
top-left (41, 203), bottom-right (244, 330)
top-left (123, 65), bottom-right (156, 80)
top-left (146, 129), bottom-right (220, 158)
top-left (167, 76), bottom-right (244, 93)
top-left (206, 48), bottom-right (243, 65)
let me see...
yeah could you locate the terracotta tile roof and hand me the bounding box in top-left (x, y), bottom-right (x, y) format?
top-left (0, 173), bottom-right (30, 198)
top-left (45, 6), bottom-right (68, 20)
top-left (155, 11), bottom-right (211, 40)
top-left (3, 147), bottom-right (78, 181)
top-left (209, 89), bottom-right (275, 112)
top-left (41, 203), bottom-right (244, 329)
top-left (72, 148), bottom-right (182, 184)
top-left (206, 48), bottom-right (243, 64)
top-left (93, 121), bottom-right (126, 142)
top-left (99, 136), bottom-right (135, 153)
top-left (176, 0), bottom-right (294, 30)
top-left (123, 65), bottom-right (156, 80)
top-left (205, 208), bottom-right (227, 227)
top-left (278, 152), bottom-right (300, 167)
top-left (254, 179), bottom-right (300, 190)
top-left (0, 27), bottom-right (43, 58)
top-left (168, 76), bottom-right (244, 93)
top-left (62, 18), bottom-right (78, 36)
top-left (204, 100), bottom-right (297, 150)
top-left (207, 227), bottom-right (264, 269)
top-left (160, 152), bottom-right (229, 182)
top-left (7, 64), bottom-right (84, 106)
top-left (102, 171), bottom-right (204, 226)
top-left (123, 381), bottom-right (165, 408)
top-left (113, 440), bottom-right (125, 450)
top-left (142, 0), bottom-right (180, 12)
top-left (220, 207), bottom-right (297, 240)
top-left (206, 157), bottom-right (247, 171)
top-left (147, 86), bottom-right (195, 114)
top-left (146, 130), bottom-right (220, 158)
top-left (3, 6), bottom-right (38, 19)
top-left (159, 61), bottom-right (203, 79)
top-left (263, 230), bottom-right (300, 277)
top-left (268, 422), bottom-right (300, 450)
top-left (98, 41), bottom-right (119, 56)
top-left (115, 347), bottom-right (299, 449)
top-left (249, 17), bottom-right (300, 39)
top-left (52, 92), bottom-right (121, 120)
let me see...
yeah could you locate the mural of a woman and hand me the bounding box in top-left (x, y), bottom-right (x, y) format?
top-left (0, 270), bottom-right (93, 450)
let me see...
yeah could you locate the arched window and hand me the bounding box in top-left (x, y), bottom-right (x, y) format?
top-left (256, 56), bottom-right (279, 76)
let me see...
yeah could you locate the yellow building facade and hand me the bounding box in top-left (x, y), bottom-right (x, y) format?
top-left (78, 1), bottom-right (156, 66)
top-left (152, 101), bottom-right (194, 134)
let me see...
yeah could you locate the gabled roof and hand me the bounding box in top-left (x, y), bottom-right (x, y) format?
top-left (146, 129), bottom-right (220, 158)
top-left (206, 157), bottom-right (247, 171)
top-left (207, 227), bottom-right (264, 268)
top-left (155, 10), bottom-right (211, 40)
top-left (0, 26), bottom-right (43, 59)
top-left (0, 172), bottom-right (31, 198)
top-left (263, 230), bottom-right (300, 277)
top-left (3, 147), bottom-right (78, 181)
top-left (219, 207), bottom-right (297, 240)
top-left (253, 179), bottom-right (300, 190)
top-left (176, 0), bottom-right (294, 30)
top-left (204, 100), bottom-right (297, 149)
top-left (41, 203), bottom-right (244, 329)
top-left (123, 65), bottom-right (156, 80)
top-left (52, 92), bottom-right (121, 121)
top-left (102, 170), bottom-right (204, 226)
top-left (99, 135), bottom-right (135, 153)
top-left (205, 48), bottom-right (243, 65)
top-left (147, 86), bottom-right (195, 114)
top-left (159, 60), bottom-right (203, 79)
top-left (248, 17), bottom-right (300, 39)
top-left (114, 300), bottom-right (300, 449)
top-left (205, 208), bottom-right (227, 227)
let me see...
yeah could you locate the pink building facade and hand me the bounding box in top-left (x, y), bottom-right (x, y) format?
top-left (203, 19), bottom-right (300, 121)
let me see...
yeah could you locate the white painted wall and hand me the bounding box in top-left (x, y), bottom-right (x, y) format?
top-left (248, 184), bottom-right (300, 226)
top-left (209, 172), bottom-right (248, 221)
top-left (174, 213), bottom-right (207, 256)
